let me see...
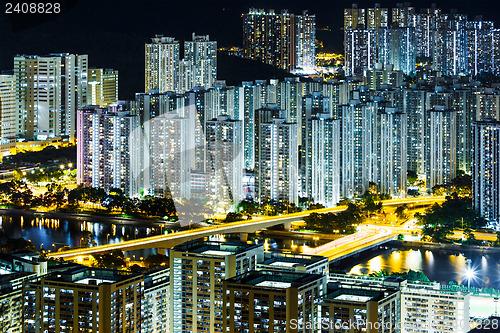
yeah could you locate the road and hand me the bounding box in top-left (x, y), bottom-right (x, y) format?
top-left (303, 225), bottom-right (394, 260)
top-left (48, 196), bottom-right (446, 261)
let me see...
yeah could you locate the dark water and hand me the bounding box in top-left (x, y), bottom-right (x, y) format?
top-left (0, 213), bottom-right (328, 258)
top-left (339, 247), bottom-right (500, 289)
top-left (0, 213), bottom-right (167, 256)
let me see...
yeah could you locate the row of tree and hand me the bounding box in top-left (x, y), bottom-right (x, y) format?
top-left (417, 194), bottom-right (487, 243)
top-left (0, 181), bottom-right (179, 219)
top-left (303, 203), bottom-right (364, 234)
top-left (2, 145), bottom-right (76, 167)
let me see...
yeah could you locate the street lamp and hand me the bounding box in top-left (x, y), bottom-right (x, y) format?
top-left (106, 233), bottom-right (110, 243)
top-left (40, 243), bottom-right (43, 250)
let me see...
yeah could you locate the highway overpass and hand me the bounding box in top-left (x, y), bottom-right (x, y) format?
top-left (48, 196), bottom-right (445, 261)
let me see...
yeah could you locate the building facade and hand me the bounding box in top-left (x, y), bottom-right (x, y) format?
top-left (473, 119), bottom-right (500, 229)
top-left (243, 8), bottom-right (316, 73)
top-left (14, 53), bottom-right (88, 140)
top-left (0, 74), bottom-right (17, 143)
top-left (169, 240), bottom-right (264, 333)
top-left (223, 270), bottom-right (326, 333)
top-left (76, 105), bottom-right (141, 196)
top-left (22, 267), bottom-right (144, 333)
top-left (87, 68), bottom-right (118, 107)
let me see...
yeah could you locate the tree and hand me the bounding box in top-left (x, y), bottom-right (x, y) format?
top-left (416, 193), bottom-right (487, 244)
top-left (224, 212), bottom-right (244, 223)
top-left (143, 254), bottom-right (168, 268)
top-left (369, 270), bottom-right (390, 277)
top-left (308, 203), bottom-right (325, 210)
top-left (237, 199), bottom-right (260, 215)
top-left (0, 238), bottom-right (36, 252)
top-left (395, 204), bottom-right (409, 221)
top-left (80, 231), bottom-right (97, 247)
top-left (337, 198), bottom-right (351, 206)
top-left (92, 250), bottom-right (126, 269)
top-left (421, 224), bottom-right (453, 243)
top-left (463, 228), bottom-right (481, 246)
top-left (407, 170), bottom-right (418, 185)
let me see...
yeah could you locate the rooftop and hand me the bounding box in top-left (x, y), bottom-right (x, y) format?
top-left (260, 252), bottom-right (327, 268)
top-left (45, 266), bottom-right (140, 285)
top-left (172, 239), bottom-right (261, 256)
top-left (225, 269), bottom-right (324, 289)
top-left (326, 288), bottom-right (385, 303)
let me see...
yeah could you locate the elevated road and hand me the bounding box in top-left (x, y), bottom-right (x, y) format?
top-left (303, 226), bottom-right (395, 261)
top-left (48, 196), bottom-right (445, 260)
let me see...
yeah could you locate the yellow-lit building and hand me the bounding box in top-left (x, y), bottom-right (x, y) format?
top-left (22, 267), bottom-right (144, 333)
top-left (87, 68), bottom-right (119, 107)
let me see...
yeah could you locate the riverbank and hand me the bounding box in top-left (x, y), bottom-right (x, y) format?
top-left (400, 240), bottom-right (500, 254)
top-left (0, 208), bottom-right (173, 227)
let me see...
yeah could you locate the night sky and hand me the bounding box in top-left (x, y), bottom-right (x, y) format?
top-left (0, 0), bottom-right (498, 98)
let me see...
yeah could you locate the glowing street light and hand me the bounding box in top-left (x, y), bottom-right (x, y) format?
top-left (463, 259), bottom-right (477, 288)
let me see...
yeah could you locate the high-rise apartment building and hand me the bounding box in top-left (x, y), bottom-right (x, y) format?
top-left (205, 115), bottom-right (243, 211)
top-left (327, 274), bottom-right (470, 333)
top-left (301, 92), bottom-right (331, 196)
top-left (142, 267), bottom-right (170, 333)
top-left (14, 53), bottom-right (88, 140)
top-left (307, 113), bottom-right (340, 207)
top-left (184, 33), bottom-right (217, 89)
top-left (473, 119), bottom-right (500, 229)
top-left (76, 105), bottom-right (141, 196)
top-left (341, 99), bottom-right (378, 197)
top-left (243, 8), bottom-right (316, 73)
top-left (169, 240), bottom-right (263, 333)
top-left (150, 112), bottom-right (194, 199)
top-left (22, 267), bottom-right (144, 333)
top-left (365, 63), bottom-right (404, 90)
top-left (0, 74), bottom-right (17, 143)
top-left (0, 272), bottom-right (37, 333)
top-left (345, 4), bottom-right (500, 76)
top-left (476, 88), bottom-right (500, 120)
top-left (424, 106), bottom-right (457, 189)
top-left (344, 29), bottom-right (377, 76)
top-left (321, 281), bottom-right (400, 333)
top-left (344, 5), bottom-right (366, 30)
top-left (255, 116), bottom-right (298, 205)
top-left (145, 34), bottom-right (217, 94)
top-left (367, 5), bottom-right (389, 30)
top-left (145, 35), bottom-right (180, 93)
top-left (452, 86), bottom-right (476, 174)
top-left (223, 270), bottom-right (326, 333)
top-left (87, 68), bottom-right (118, 107)
top-left (133, 90), bottom-right (199, 198)
top-left (400, 280), bottom-right (470, 333)
top-left (377, 27), bottom-right (416, 74)
top-left (378, 107), bottom-right (407, 198)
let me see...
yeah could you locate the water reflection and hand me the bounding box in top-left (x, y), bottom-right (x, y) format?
top-left (0, 214), bottom-right (166, 251)
top-left (343, 248), bottom-right (500, 289)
